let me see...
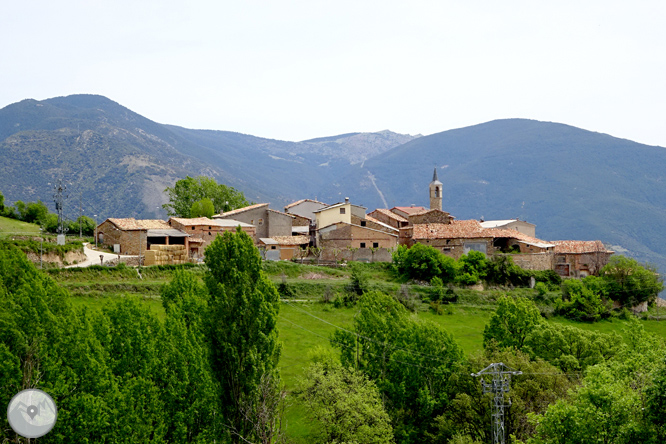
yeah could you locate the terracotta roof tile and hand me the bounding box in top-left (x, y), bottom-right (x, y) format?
top-left (216, 203), bottom-right (268, 217)
top-left (284, 198), bottom-right (327, 210)
top-left (266, 235), bottom-right (310, 245)
top-left (411, 220), bottom-right (553, 246)
top-left (552, 240), bottom-right (612, 254)
top-left (392, 206), bottom-right (428, 215)
top-left (370, 208), bottom-right (408, 223)
top-left (108, 218), bottom-right (170, 230)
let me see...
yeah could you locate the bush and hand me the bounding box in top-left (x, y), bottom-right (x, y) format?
top-left (600, 255), bottom-right (664, 306)
top-left (393, 243), bottom-right (458, 283)
top-left (556, 277), bottom-right (611, 322)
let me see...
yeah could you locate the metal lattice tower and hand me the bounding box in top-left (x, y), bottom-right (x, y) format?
top-left (53, 180), bottom-right (68, 235)
top-left (471, 363), bottom-right (522, 444)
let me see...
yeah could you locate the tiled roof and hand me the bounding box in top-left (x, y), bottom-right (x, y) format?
top-left (267, 235), bottom-right (310, 245)
top-left (480, 219), bottom-right (535, 228)
top-left (370, 208), bottom-right (408, 223)
top-left (392, 206), bottom-right (428, 215)
top-left (408, 208), bottom-right (452, 217)
top-left (365, 215), bottom-right (399, 232)
top-left (169, 217), bottom-right (251, 227)
top-left (107, 218), bottom-right (170, 230)
top-left (412, 221), bottom-right (485, 239)
top-left (268, 208), bottom-right (295, 218)
top-left (314, 201), bottom-right (367, 213)
top-left (552, 240), bottom-right (612, 254)
top-left (411, 220), bottom-right (553, 246)
top-left (216, 203), bottom-right (268, 218)
top-left (284, 198), bottom-right (327, 210)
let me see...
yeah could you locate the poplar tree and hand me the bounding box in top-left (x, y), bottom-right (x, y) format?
top-left (204, 228), bottom-right (281, 443)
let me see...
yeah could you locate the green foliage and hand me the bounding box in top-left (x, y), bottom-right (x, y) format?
top-left (68, 215), bottom-right (96, 236)
top-left (524, 322), bottom-right (621, 372)
top-left (190, 197), bottom-right (215, 218)
top-left (483, 296), bottom-right (543, 349)
top-left (298, 362), bottom-right (394, 444)
top-left (0, 244), bottom-right (218, 443)
top-left (346, 263), bottom-right (369, 298)
top-left (204, 228), bottom-right (281, 442)
top-left (393, 243), bottom-right (458, 283)
top-left (556, 276), bottom-right (611, 322)
top-left (529, 319), bottom-right (666, 444)
top-left (646, 358), bottom-right (666, 440)
top-left (600, 255), bottom-right (664, 306)
top-left (332, 291), bottom-right (463, 444)
top-left (163, 175), bottom-right (249, 217)
top-left (456, 251), bottom-right (488, 285)
top-left (430, 348), bottom-right (572, 443)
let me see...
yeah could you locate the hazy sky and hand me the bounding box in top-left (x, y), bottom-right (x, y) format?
top-left (2, 1), bottom-right (665, 145)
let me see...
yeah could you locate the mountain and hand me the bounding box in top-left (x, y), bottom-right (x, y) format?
top-left (1, 95), bottom-right (666, 275)
top-left (317, 119), bottom-right (666, 272)
top-left (0, 95), bottom-right (414, 220)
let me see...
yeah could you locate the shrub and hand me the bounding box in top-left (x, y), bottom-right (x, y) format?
top-left (394, 243), bottom-right (458, 283)
top-left (600, 255), bottom-right (664, 306)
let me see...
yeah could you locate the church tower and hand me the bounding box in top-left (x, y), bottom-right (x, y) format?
top-left (429, 167), bottom-right (443, 211)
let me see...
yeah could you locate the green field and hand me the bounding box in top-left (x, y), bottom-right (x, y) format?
top-left (0, 215), bottom-right (41, 237)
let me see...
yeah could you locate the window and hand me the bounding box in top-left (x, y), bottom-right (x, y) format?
top-left (361, 220), bottom-right (366, 227)
top-left (360, 242), bottom-right (366, 248)
top-left (258, 218), bottom-right (264, 225)
top-left (435, 187), bottom-right (440, 197)
top-left (208, 226), bottom-right (211, 230)
top-left (192, 227), bottom-right (195, 230)
top-left (209, 232), bottom-right (212, 236)
top-left (271, 246), bottom-right (277, 250)
top-left (372, 242), bottom-right (379, 248)
top-left (340, 208), bottom-right (346, 214)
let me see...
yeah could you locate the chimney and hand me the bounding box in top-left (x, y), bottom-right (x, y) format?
top-left (345, 197), bottom-right (349, 204)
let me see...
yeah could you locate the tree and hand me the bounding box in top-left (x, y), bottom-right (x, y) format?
top-left (394, 243), bottom-right (458, 283)
top-left (556, 276), bottom-right (611, 322)
top-left (163, 175), bottom-right (249, 218)
top-left (483, 296), bottom-right (543, 350)
top-left (190, 198), bottom-right (215, 218)
top-left (599, 255), bottom-right (664, 307)
top-left (457, 251), bottom-right (488, 285)
top-left (69, 215), bottom-right (97, 236)
top-left (524, 322), bottom-right (621, 372)
top-left (204, 228), bottom-right (281, 443)
top-left (332, 291), bottom-right (463, 443)
top-left (0, 190), bottom-right (4, 212)
top-left (298, 362), bottom-right (394, 444)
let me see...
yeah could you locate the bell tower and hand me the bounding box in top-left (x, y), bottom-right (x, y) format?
top-left (429, 167), bottom-right (443, 211)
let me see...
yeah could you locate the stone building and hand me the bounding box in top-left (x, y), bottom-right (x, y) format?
top-left (168, 217), bottom-right (255, 258)
top-left (552, 240), bottom-right (614, 278)
top-left (284, 199), bottom-right (328, 222)
top-left (400, 220), bottom-right (555, 260)
top-left (480, 219), bottom-right (536, 238)
top-left (96, 218), bottom-right (189, 255)
top-left (214, 203), bottom-right (293, 241)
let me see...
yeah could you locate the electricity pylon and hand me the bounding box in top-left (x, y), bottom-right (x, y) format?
top-left (471, 362), bottom-right (522, 444)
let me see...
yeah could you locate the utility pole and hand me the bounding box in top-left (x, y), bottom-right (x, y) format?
top-left (53, 180), bottom-right (68, 245)
top-left (79, 192), bottom-right (83, 238)
top-left (471, 362), bottom-right (522, 444)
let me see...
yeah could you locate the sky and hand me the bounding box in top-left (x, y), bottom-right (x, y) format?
top-left (1, 0), bottom-right (665, 145)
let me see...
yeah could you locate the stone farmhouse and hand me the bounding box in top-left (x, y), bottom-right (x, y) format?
top-left (167, 217), bottom-right (255, 259)
top-left (96, 218), bottom-right (190, 255)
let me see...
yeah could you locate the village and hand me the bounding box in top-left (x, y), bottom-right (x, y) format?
top-left (95, 169), bottom-right (614, 278)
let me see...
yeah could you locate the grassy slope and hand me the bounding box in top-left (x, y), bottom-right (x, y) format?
top-left (0, 215), bottom-right (41, 237)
